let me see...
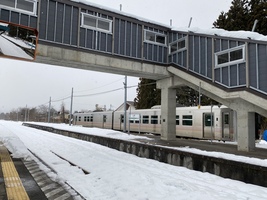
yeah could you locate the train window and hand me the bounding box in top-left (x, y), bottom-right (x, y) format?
top-left (151, 115), bottom-right (158, 124)
top-left (142, 115), bottom-right (149, 124)
top-left (103, 115), bottom-right (107, 123)
top-left (176, 115), bottom-right (180, 125)
top-left (182, 115), bottom-right (193, 126)
top-left (78, 116), bottom-right (81, 121)
top-left (204, 114), bottom-right (214, 126)
top-left (90, 116), bottom-right (93, 122)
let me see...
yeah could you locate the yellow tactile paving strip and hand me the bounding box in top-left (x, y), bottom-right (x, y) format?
top-left (0, 144), bottom-right (29, 200)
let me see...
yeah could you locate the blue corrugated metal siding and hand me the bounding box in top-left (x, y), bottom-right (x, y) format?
top-left (0, 8), bottom-right (37, 28)
top-left (230, 65), bottom-right (238, 87)
top-left (258, 44), bottom-right (267, 93)
top-left (2, 0), bottom-right (267, 97)
top-left (239, 63), bottom-right (246, 85)
top-left (168, 31), bottom-right (187, 68)
top-left (38, 0), bottom-right (79, 46)
top-left (143, 27), bottom-right (167, 63)
top-left (249, 44), bottom-right (257, 89)
top-left (222, 67), bottom-right (229, 86)
top-left (248, 43), bottom-right (267, 94)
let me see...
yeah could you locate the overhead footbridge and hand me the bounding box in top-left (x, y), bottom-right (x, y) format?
top-left (1, 0), bottom-right (267, 151)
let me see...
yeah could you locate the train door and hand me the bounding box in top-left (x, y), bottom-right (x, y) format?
top-left (222, 112), bottom-right (230, 139)
top-left (203, 113), bottom-right (214, 139)
top-left (102, 115), bottom-right (107, 129)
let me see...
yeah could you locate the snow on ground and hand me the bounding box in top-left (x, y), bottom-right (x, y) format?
top-left (27, 121), bottom-right (267, 167)
top-left (0, 120), bottom-right (267, 200)
top-left (0, 34), bottom-right (33, 59)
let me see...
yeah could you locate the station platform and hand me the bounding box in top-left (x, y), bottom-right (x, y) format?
top-left (0, 142), bottom-right (45, 200)
top-left (0, 142), bottom-right (74, 200)
top-left (132, 133), bottom-right (267, 160)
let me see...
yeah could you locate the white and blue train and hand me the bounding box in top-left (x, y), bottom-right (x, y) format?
top-left (73, 105), bottom-right (235, 141)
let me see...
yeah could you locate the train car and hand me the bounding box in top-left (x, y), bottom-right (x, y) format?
top-left (74, 111), bottom-right (113, 129)
top-left (113, 105), bottom-right (234, 141)
top-left (73, 105), bottom-right (235, 141)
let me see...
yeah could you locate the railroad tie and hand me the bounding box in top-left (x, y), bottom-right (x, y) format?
top-left (0, 144), bottom-right (30, 200)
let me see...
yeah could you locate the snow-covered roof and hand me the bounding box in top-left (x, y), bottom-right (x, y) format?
top-left (71, 1), bottom-right (267, 42)
top-left (71, 0), bottom-right (171, 28)
top-left (173, 27), bottom-right (267, 42)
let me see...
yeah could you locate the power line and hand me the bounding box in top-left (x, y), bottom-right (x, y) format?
top-left (74, 78), bottom-right (124, 94)
top-left (74, 87), bottom-right (124, 98)
top-left (24, 81), bottom-right (155, 110)
top-left (51, 95), bottom-right (71, 103)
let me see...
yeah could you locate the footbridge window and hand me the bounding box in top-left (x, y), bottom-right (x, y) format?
top-left (169, 38), bottom-right (186, 54)
top-left (144, 30), bottom-right (166, 46)
top-left (81, 13), bottom-right (112, 34)
top-left (215, 45), bottom-right (245, 68)
top-left (0, 0), bottom-right (37, 15)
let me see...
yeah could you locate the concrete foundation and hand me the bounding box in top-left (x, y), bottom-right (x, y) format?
top-left (160, 87), bottom-right (176, 140)
top-left (237, 111), bottom-right (255, 151)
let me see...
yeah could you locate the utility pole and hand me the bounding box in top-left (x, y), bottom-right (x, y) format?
top-left (123, 76), bottom-right (127, 132)
top-left (198, 82), bottom-right (201, 109)
top-left (69, 88), bottom-right (73, 126)
top-left (48, 97), bottom-right (51, 123)
top-left (24, 105), bottom-right (27, 122)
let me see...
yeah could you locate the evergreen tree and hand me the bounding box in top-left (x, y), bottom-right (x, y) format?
top-left (134, 78), bottom-right (215, 109)
top-left (134, 78), bottom-right (160, 109)
top-left (213, 0), bottom-right (267, 35)
top-left (213, 0), bottom-right (249, 31)
top-left (176, 86), bottom-right (199, 107)
top-left (248, 0), bottom-right (267, 35)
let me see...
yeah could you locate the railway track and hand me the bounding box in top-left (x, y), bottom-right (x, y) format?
top-left (27, 149), bottom-right (86, 200)
top-left (0, 144), bottom-right (85, 199)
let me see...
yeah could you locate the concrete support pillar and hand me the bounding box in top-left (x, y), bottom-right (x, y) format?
top-left (237, 110), bottom-right (255, 151)
top-left (160, 87), bottom-right (176, 140)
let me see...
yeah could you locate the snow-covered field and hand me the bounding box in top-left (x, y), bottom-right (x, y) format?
top-left (1, 120), bottom-right (267, 200)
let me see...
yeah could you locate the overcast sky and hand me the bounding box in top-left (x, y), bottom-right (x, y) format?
top-left (0, 0), bottom-right (233, 113)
